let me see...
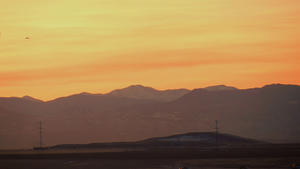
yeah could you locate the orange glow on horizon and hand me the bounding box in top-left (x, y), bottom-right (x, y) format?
top-left (0, 0), bottom-right (300, 100)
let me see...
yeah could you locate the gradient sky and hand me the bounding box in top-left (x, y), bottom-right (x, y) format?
top-left (0, 0), bottom-right (300, 100)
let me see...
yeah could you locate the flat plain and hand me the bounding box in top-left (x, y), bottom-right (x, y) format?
top-left (1, 144), bottom-right (300, 169)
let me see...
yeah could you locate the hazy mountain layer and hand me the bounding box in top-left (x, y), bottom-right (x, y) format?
top-left (0, 84), bottom-right (299, 149)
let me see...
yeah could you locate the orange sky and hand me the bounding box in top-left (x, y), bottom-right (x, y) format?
top-left (0, 0), bottom-right (300, 100)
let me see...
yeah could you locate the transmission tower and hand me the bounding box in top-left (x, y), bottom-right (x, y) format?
top-left (39, 121), bottom-right (43, 148)
top-left (215, 120), bottom-right (219, 148)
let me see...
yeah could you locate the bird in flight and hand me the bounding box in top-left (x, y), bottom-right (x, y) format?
top-left (25, 37), bottom-right (30, 40)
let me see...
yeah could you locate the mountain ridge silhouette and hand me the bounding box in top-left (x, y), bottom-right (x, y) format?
top-left (0, 83), bottom-right (299, 149)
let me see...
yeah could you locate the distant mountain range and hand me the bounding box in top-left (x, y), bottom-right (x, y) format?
top-left (107, 85), bottom-right (191, 102)
top-left (0, 84), bottom-right (300, 149)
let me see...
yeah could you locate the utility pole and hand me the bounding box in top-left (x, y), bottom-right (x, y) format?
top-left (215, 120), bottom-right (219, 149)
top-left (39, 121), bottom-right (42, 148)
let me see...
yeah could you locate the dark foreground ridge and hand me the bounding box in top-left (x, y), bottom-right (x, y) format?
top-left (1, 133), bottom-right (300, 160)
top-left (50, 132), bottom-right (263, 150)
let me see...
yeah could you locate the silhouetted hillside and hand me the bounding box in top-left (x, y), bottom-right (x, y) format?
top-left (22, 96), bottom-right (43, 103)
top-left (203, 85), bottom-right (238, 91)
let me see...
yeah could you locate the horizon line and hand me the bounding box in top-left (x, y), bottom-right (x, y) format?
top-left (0, 83), bottom-right (298, 102)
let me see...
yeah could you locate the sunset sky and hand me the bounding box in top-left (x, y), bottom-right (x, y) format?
top-left (0, 0), bottom-right (300, 100)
